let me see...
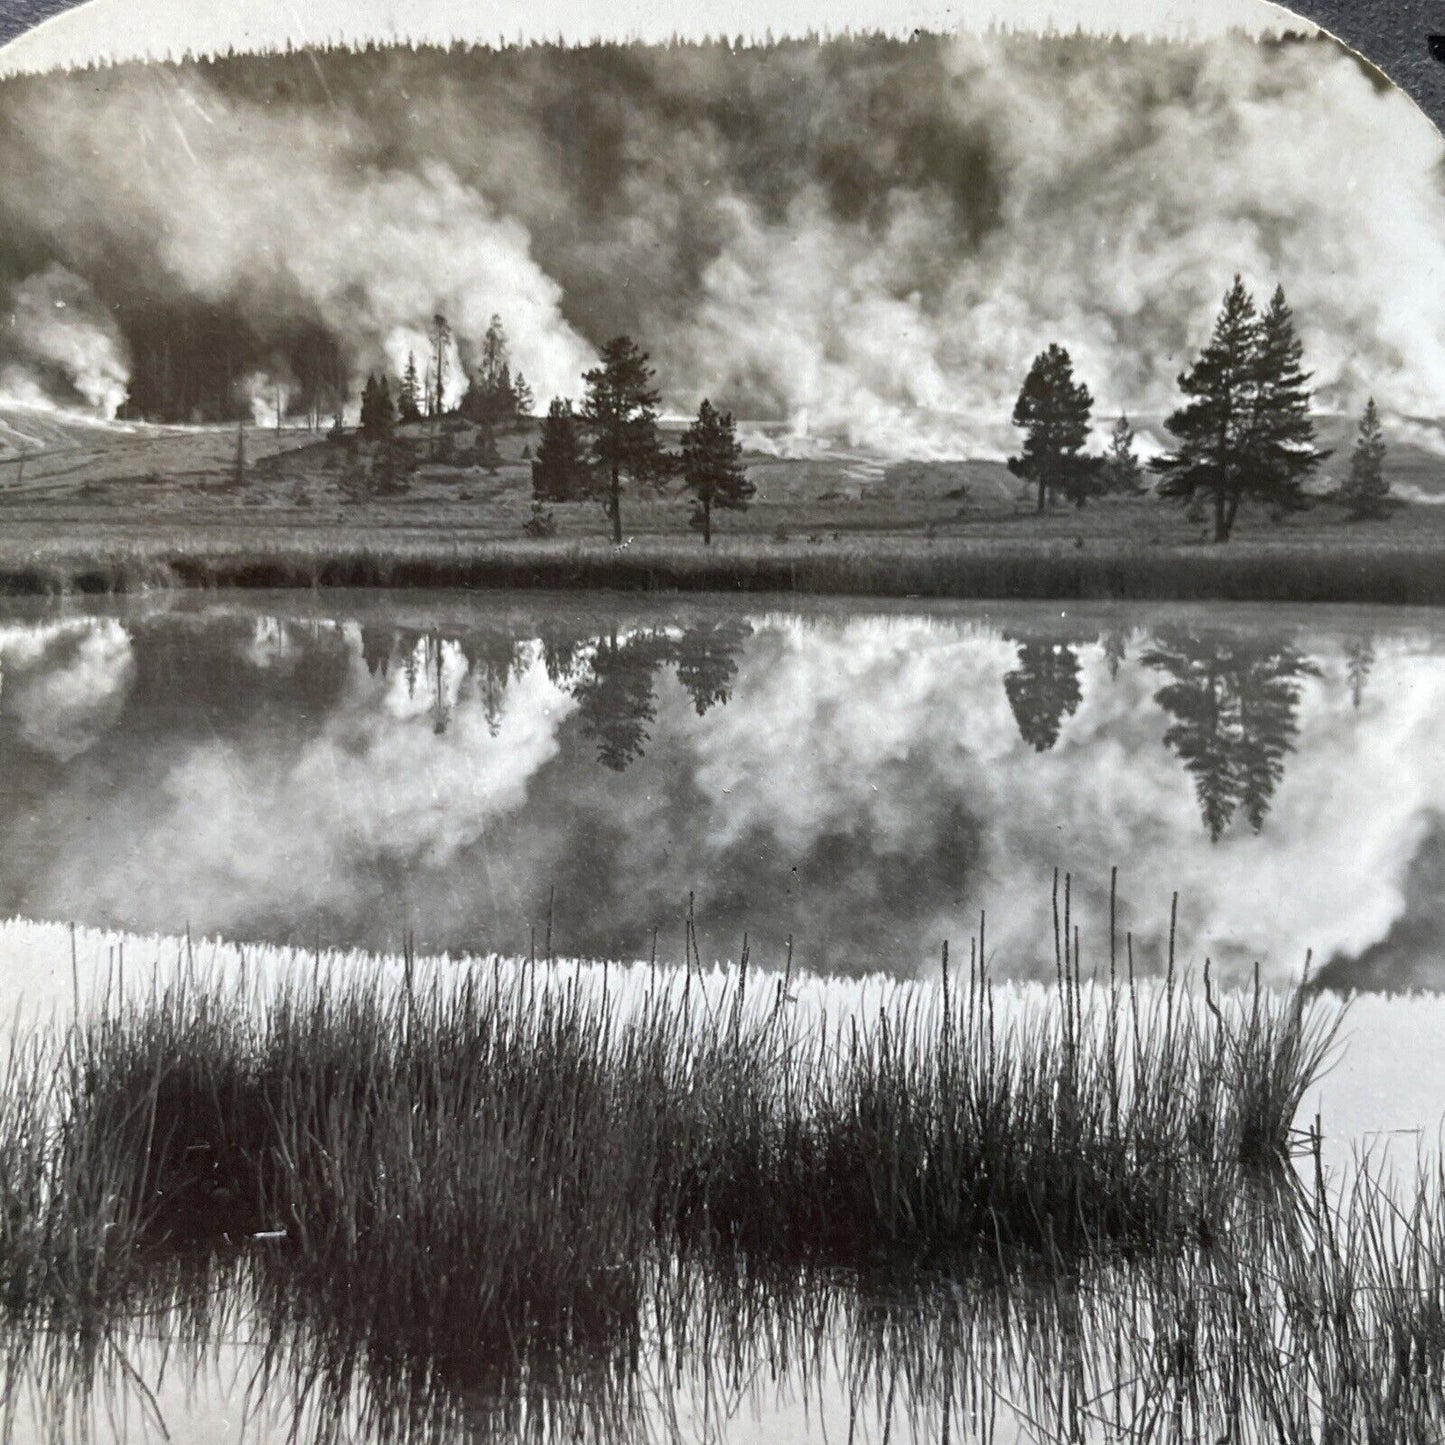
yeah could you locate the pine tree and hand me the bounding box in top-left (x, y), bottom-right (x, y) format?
top-left (532, 397), bottom-right (590, 501)
top-left (463, 317), bottom-right (532, 429)
top-left (1153, 278), bottom-right (1326, 541)
top-left (1248, 286), bottom-right (1328, 523)
top-left (479, 316), bottom-right (507, 394)
top-left (1007, 344), bottom-right (1095, 512)
top-left (679, 399), bottom-right (753, 544)
top-left (581, 336), bottom-right (668, 545)
top-left (1101, 414), bottom-right (1144, 494)
top-left (1152, 278), bottom-right (1258, 542)
top-left (1340, 397), bottom-right (1390, 520)
top-left (398, 352), bottom-right (422, 424)
top-left (511, 371), bottom-right (534, 423)
top-left (428, 313), bottom-right (451, 422)
top-left (359, 373), bottom-right (395, 441)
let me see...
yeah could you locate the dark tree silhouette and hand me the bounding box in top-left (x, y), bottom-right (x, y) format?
top-left (511, 371), bottom-right (534, 422)
top-left (1100, 415), bottom-right (1144, 495)
top-left (537, 624), bottom-right (585, 687)
top-left (1344, 636), bottom-right (1374, 710)
top-left (1341, 397), bottom-right (1390, 520)
top-left (672, 620), bottom-right (753, 714)
top-left (531, 397), bottom-right (591, 501)
top-left (1249, 285), bottom-right (1329, 518)
top-left (359, 626), bottom-right (394, 678)
top-left (462, 315), bottom-right (531, 429)
top-left (1152, 278), bottom-right (1326, 541)
top-left (570, 628), bottom-right (666, 771)
top-left (359, 373), bottom-right (395, 440)
top-left (1143, 630), bottom-right (1318, 840)
top-left (1003, 639), bottom-right (1083, 752)
top-left (679, 399), bottom-right (754, 544)
top-left (1152, 279), bottom-right (1257, 542)
top-left (424, 631), bottom-right (451, 736)
top-left (398, 352), bottom-right (422, 424)
top-left (1234, 651), bottom-right (1310, 832)
top-left (459, 629), bottom-right (525, 734)
top-left (427, 314), bottom-right (452, 421)
top-left (581, 336), bottom-right (668, 546)
top-left (1008, 344), bottom-right (1095, 512)
top-left (1100, 628), bottom-right (1129, 679)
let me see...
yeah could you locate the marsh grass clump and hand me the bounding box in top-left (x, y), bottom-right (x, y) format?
top-left (1, 891), bottom-right (1342, 1373)
top-left (661, 901), bottom-right (1339, 1267)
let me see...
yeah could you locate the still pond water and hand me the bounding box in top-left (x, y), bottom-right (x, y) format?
top-left (6, 589), bottom-right (1445, 1444)
top-left (0, 590), bottom-right (1440, 990)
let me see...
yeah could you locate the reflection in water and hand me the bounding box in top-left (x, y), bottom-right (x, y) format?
top-left (572, 628), bottom-right (667, 772)
top-left (1143, 631), bottom-right (1318, 843)
top-left (1002, 637), bottom-right (1083, 752)
top-left (1345, 634), bottom-right (1374, 710)
top-left (10, 1179), bottom-right (1424, 1445)
top-left (0, 601), bottom-right (1441, 987)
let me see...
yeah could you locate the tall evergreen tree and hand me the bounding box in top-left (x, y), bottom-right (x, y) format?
top-left (428, 313), bottom-right (452, 420)
top-left (531, 397), bottom-right (591, 501)
top-left (1152, 279), bottom-right (1258, 542)
top-left (1340, 397), bottom-right (1390, 519)
top-left (398, 352), bottom-right (422, 424)
top-left (581, 336), bottom-right (668, 545)
top-left (478, 316), bottom-right (508, 393)
top-left (1100, 414), bottom-right (1144, 495)
top-left (679, 399), bottom-right (754, 544)
top-left (1153, 278), bottom-right (1326, 541)
top-left (511, 371), bottom-right (534, 422)
top-left (1007, 344), bottom-right (1095, 512)
top-left (1247, 286), bottom-right (1327, 522)
top-left (359, 373), bottom-right (395, 441)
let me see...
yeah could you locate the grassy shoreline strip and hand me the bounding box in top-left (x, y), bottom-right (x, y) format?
top-left (0, 534), bottom-right (1441, 603)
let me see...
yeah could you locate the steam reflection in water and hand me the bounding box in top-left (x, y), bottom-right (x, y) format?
top-left (0, 594), bottom-right (1437, 989)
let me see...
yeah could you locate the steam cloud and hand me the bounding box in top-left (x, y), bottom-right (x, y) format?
top-left (0, 31), bottom-right (1440, 447)
top-left (1, 266), bottom-right (130, 417)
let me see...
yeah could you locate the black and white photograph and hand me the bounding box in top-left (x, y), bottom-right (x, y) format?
top-left (0, 0), bottom-right (1442, 1438)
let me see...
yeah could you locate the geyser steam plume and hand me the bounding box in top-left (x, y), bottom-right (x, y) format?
top-left (0, 29), bottom-right (1439, 449)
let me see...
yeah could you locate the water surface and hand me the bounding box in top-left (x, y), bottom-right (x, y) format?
top-left (0, 591), bottom-right (1439, 988)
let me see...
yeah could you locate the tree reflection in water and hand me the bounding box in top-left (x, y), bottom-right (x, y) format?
top-left (570, 629), bottom-right (667, 772)
top-left (1003, 637), bottom-right (1083, 752)
top-left (1143, 629), bottom-right (1319, 842)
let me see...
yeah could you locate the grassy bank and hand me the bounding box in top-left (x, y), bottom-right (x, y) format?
top-left (5, 529), bottom-right (1445, 604)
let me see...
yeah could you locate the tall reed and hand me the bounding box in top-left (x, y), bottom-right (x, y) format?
top-left (0, 893), bottom-right (1339, 1362)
